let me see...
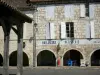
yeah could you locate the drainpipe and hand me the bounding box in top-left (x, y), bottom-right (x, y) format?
top-left (27, 0), bottom-right (38, 68)
top-left (32, 5), bottom-right (38, 67)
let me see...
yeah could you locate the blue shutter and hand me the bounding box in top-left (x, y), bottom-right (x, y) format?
top-left (61, 22), bottom-right (66, 39)
top-left (89, 4), bottom-right (95, 19)
top-left (86, 23), bottom-right (91, 38)
top-left (90, 21), bottom-right (95, 38)
top-left (64, 5), bottom-right (70, 18)
top-left (70, 5), bottom-right (74, 18)
top-left (45, 6), bottom-right (55, 18)
top-left (80, 4), bottom-right (85, 17)
top-left (50, 23), bottom-right (55, 39)
top-left (46, 23), bottom-right (50, 39)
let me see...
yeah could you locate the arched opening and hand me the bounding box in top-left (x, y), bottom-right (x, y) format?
top-left (0, 54), bottom-right (3, 66)
top-left (37, 50), bottom-right (56, 66)
top-left (91, 50), bottom-right (100, 66)
top-left (9, 51), bottom-right (29, 66)
top-left (63, 50), bottom-right (83, 66)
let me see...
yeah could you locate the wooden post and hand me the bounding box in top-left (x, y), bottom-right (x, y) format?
top-left (0, 19), bottom-right (11, 75)
top-left (17, 23), bottom-right (23, 75)
top-left (33, 24), bottom-right (37, 67)
top-left (3, 35), bottom-right (10, 75)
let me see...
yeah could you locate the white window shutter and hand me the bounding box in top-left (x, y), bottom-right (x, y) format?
top-left (80, 4), bottom-right (85, 17)
top-left (61, 22), bottom-right (66, 39)
top-left (45, 6), bottom-right (55, 18)
top-left (86, 23), bottom-right (91, 38)
top-left (90, 21), bottom-right (95, 38)
top-left (64, 5), bottom-right (70, 18)
top-left (89, 4), bottom-right (94, 19)
top-left (50, 23), bottom-right (55, 39)
top-left (23, 14), bottom-right (33, 39)
top-left (46, 23), bottom-right (50, 39)
top-left (70, 5), bottom-right (74, 18)
top-left (23, 23), bottom-right (27, 39)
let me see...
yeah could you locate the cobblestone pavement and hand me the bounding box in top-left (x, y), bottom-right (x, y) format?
top-left (0, 67), bottom-right (100, 75)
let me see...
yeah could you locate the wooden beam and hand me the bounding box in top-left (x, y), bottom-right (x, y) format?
top-left (0, 16), bottom-right (24, 26)
top-left (0, 19), bottom-right (7, 34)
top-left (17, 23), bottom-right (23, 75)
top-left (12, 27), bottom-right (18, 35)
top-left (0, 19), bottom-right (11, 75)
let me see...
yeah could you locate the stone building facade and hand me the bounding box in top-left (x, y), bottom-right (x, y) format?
top-left (0, 0), bottom-right (100, 67)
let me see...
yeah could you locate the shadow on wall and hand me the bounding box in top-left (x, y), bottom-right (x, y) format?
top-left (0, 54), bottom-right (3, 66)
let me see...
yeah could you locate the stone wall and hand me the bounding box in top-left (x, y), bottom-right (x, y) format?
top-left (0, 3), bottom-right (100, 67)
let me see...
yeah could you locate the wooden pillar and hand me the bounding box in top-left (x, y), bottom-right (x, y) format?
top-left (33, 24), bottom-right (37, 67)
top-left (0, 19), bottom-right (11, 75)
top-left (3, 35), bottom-right (10, 75)
top-left (17, 23), bottom-right (23, 75)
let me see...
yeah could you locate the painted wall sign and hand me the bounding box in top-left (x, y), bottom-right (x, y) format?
top-left (37, 40), bottom-right (58, 45)
top-left (37, 39), bottom-right (100, 45)
top-left (62, 40), bottom-right (79, 44)
top-left (42, 40), bottom-right (57, 44)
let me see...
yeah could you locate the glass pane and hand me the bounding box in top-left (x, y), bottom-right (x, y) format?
top-left (67, 33), bottom-right (70, 37)
top-left (67, 30), bottom-right (69, 33)
top-left (66, 26), bottom-right (69, 30)
top-left (70, 33), bottom-right (74, 37)
top-left (66, 22), bottom-right (74, 38)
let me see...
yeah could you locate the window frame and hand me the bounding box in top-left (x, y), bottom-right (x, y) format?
top-left (66, 22), bottom-right (74, 38)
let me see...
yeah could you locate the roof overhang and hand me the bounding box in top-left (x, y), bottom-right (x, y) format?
top-left (0, 0), bottom-right (32, 25)
top-left (29, 0), bottom-right (100, 5)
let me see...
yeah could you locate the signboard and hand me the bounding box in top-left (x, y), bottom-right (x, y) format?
top-left (37, 39), bottom-right (100, 45)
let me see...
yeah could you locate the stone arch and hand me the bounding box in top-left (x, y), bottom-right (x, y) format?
top-left (0, 53), bottom-right (3, 66)
top-left (37, 50), bottom-right (56, 66)
top-left (9, 51), bottom-right (29, 66)
top-left (91, 49), bottom-right (100, 66)
top-left (89, 47), bottom-right (100, 58)
top-left (37, 49), bottom-right (57, 57)
top-left (62, 48), bottom-right (85, 58)
top-left (63, 49), bottom-right (84, 66)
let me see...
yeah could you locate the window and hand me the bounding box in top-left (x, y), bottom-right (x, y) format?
top-left (61, 22), bottom-right (74, 39)
top-left (85, 4), bottom-right (89, 17)
top-left (66, 22), bottom-right (74, 38)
